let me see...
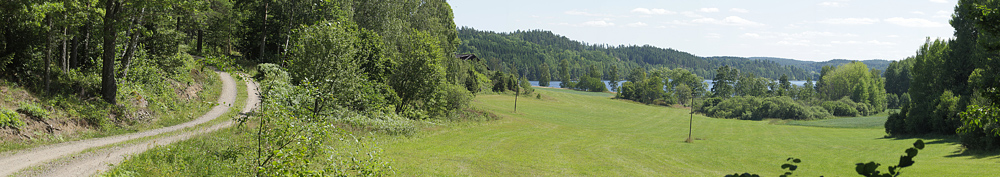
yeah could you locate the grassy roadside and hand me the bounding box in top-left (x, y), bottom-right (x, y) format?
top-left (377, 87), bottom-right (998, 176)
top-left (0, 55), bottom-right (223, 153)
top-left (10, 75), bottom-right (248, 176)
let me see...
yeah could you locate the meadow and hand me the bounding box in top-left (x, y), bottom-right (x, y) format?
top-left (380, 87), bottom-right (999, 176)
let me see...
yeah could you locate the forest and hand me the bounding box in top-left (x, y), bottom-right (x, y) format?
top-left (456, 27), bottom-right (815, 81)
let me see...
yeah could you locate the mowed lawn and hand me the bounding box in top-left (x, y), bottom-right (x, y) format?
top-left (380, 87), bottom-right (999, 176)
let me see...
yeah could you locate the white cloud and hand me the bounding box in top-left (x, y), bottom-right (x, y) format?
top-left (581, 20), bottom-right (615, 27)
top-left (626, 22), bottom-right (648, 27)
top-left (930, 0), bottom-right (948, 3)
top-left (631, 8), bottom-right (676, 15)
top-left (680, 11), bottom-right (703, 18)
top-left (730, 8), bottom-right (750, 13)
top-left (819, 2), bottom-right (843, 7)
top-left (699, 8), bottom-right (720, 13)
top-left (884, 17), bottom-right (946, 28)
top-left (911, 11), bottom-right (925, 15)
top-left (818, 18), bottom-right (880, 25)
top-left (692, 16), bottom-right (764, 26)
top-left (565, 10), bottom-right (625, 17)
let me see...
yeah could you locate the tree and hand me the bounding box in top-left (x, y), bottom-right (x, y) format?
top-left (538, 62), bottom-right (550, 87)
top-left (712, 66), bottom-right (737, 98)
top-left (389, 30), bottom-right (446, 114)
top-left (608, 65), bottom-right (619, 92)
top-left (676, 84), bottom-right (692, 106)
top-left (884, 59), bottom-right (913, 96)
top-left (101, 0), bottom-right (125, 104)
top-left (779, 74), bottom-right (791, 96)
top-left (559, 58), bottom-right (570, 88)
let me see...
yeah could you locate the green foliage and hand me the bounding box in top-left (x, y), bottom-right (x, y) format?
top-left (702, 96), bottom-right (832, 120)
top-left (818, 62), bottom-right (887, 113)
top-left (390, 29), bottom-right (449, 116)
top-left (884, 59), bottom-right (914, 96)
top-left (246, 63), bottom-right (400, 176)
top-left (855, 140), bottom-right (925, 177)
top-left (821, 97), bottom-right (877, 117)
top-left (457, 28), bottom-right (812, 81)
top-left (17, 102), bottom-right (49, 119)
top-left (712, 66), bottom-right (737, 98)
top-left (287, 20), bottom-right (398, 114)
top-left (958, 104), bottom-right (1000, 149)
top-left (559, 58), bottom-right (571, 88)
top-left (0, 108), bottom-right (25, 128)
top-left (538, 62), bottom-right (551, 87)
top-left (572, 75), bottom-right (606, 92)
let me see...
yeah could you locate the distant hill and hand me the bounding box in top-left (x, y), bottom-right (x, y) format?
top-left (749, 57), bottom-right (893, 76)
top-left (458, 27), bottom-right (813, 80)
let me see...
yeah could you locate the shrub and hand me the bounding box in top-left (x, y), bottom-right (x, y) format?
top-left (572, 76), bottom-right (606, 92)
top-left (822, 101), bottom-right (857, 117)
top-left (703, 96), bottom-right (831, 120)
top-left (0, 108), bottom-right (25, 128)
top-left (18, 102), bottom-right (49, 119)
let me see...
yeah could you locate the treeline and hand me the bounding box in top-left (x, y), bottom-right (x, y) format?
top-left (752, 57), bottom-right (892, 75)
top-left (456, 28), bottom-right (813, 82)
top-left (885, 0), bottom-right (1000, 150)
top-left (695, 61), bottom-right (887, 120)
top-left (615, 67), bottom-right (706, 106)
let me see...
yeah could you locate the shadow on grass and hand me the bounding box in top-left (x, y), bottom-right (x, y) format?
top-left (880, 134), bottom-right (1000, 160)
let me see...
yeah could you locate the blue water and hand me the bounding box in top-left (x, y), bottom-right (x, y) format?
top-left (529, 80), bottom-right (808, 91)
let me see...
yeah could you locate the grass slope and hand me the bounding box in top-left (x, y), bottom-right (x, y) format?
top-left (381, 87), bottom-right (999, 176)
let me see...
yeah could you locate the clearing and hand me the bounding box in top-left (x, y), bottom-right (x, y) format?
top-left (380, 87), bottom-right (999, 176)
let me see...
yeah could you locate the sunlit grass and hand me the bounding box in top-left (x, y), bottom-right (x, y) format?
top-left (380, 87), bottom-right (999, 176)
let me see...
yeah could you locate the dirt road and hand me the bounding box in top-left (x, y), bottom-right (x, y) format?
top-left (0, 71), bottom-right (259, 177)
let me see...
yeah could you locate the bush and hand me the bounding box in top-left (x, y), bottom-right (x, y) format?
top-left (572, 76), bottom-right (606, 92)
top-left (885, 111), bottom-right (908, 135)
top-left (703, 96), bottom-right (831, 120)
top-left (0, 108), bottom-right (25, 128)
top-left (17, 102), bottom-right (49, 119)
top-left (822, 101), bottom-right (858, 117)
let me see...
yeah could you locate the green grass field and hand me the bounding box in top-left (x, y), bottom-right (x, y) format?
top-left (380, 87), bottom-right (999, 176)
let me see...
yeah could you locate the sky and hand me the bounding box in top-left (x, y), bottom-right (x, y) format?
top-left (448, 0), bottom-right (959, 61)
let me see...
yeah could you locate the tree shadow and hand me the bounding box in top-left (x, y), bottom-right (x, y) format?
top-left (877, 134), bottom-right (959, 145)
top-left (945, 149), bottom-right (1000, 160)
top-left (879, 134), bottom-right (1000, 160)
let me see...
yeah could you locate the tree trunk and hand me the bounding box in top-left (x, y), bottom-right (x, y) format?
top-left (45, 16), bottom-right (53, 95)
top-left (120, 8), bottom-right (144, 80)
top-left (102, 0), bottom-right (120, 104)
top-left (62, 26), bottom-right (68, 71)
top-left (196, 29), bottom-right (203, 54)
top-left (259, 1), bottom-right (269, 61)
top-left (77, 23), bottom-right (90, 68)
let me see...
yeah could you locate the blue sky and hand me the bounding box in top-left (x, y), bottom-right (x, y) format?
top-left (449, 0), bottom-right (958, 61)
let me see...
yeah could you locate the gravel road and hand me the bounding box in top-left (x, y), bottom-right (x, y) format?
top-left (0, 71), bottom-right (259, 177)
